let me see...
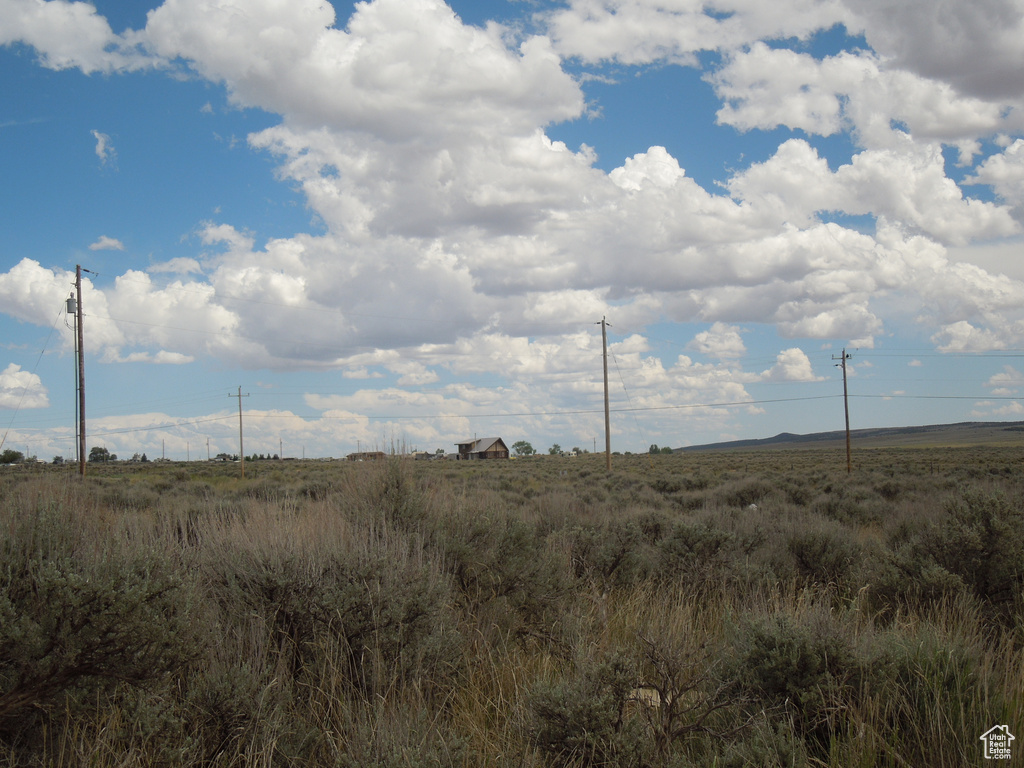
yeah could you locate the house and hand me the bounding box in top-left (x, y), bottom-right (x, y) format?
top-left (346, 451), bottom-right (386, 461)
top-left (411, 451), bottom-right (441, 460)
top-left (455, 437), bottom-right (510, 460)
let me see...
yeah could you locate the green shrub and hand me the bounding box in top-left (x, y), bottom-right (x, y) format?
top-left (874, 479), bottom-right (904, 501)
top-left (783, 481), bottom-right (814, 507)
top-left (811, 490), bottom-right (884, 526)
top-left (568, 521), bottom-right (655, 589)
top-left (719, 719), bottom-right (807, 768)
top-left (439, 512), bottom-right (570, 642)
top-left (529, 653), bottom-right (650, 767)
top-left (204, 538), bottom-right (461, 699)
top-left (927, 488), bottom-right (1024, 608)
top-left (183, 660), bottom-right (269, 762)
top-left (656, 520), bottom-right (735, 587)
top-left (875, 487), bottom-right (1024, 616)
top-left (783, 523), bottom-right (862, 589)
top-left (715, 478), bottom-right (776, 508)
top-left (729, 610), bottom-right (860, 755)
top-left (0, 506), bottom-right (199, 730)
top-left (364, 458), bottom-right (426, 528)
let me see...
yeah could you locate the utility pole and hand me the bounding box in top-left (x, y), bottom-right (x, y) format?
top-left (833, 348), bottom-right (852, 474)
top-left (75, 266), bottom-right (86, 477)
top-left (597, 317), bottom-right (612, 471)
top-left (66, 293), bottom-right (78, 466)
top-left (230, 387), bottom-right (250, 477)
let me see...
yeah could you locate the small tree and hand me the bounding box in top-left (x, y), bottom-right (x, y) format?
top-left (549, 443), bottom-right (562, 456)
top-left (512, 440), bottom-right (536, 457)
top-left (88, 446), bottom-right (115, 463)
top-left (649, 444), bottom-right (660, 454)
top-left (0, 449), bottom-right (24, 464)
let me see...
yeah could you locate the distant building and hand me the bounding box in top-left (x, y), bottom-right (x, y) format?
top-left (346, 451), bottom-right (386, 461)
top-left (455, 437), bottom-right (510, 460)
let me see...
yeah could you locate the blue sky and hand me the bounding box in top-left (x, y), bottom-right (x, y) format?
top-left (2, 0), bottom-right (1024, 460)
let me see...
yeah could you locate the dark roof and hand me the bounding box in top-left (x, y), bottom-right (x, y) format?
top-left (455, 437), bottom-right (505, 452)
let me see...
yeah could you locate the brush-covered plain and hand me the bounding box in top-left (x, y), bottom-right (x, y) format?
top-left (1, 448), bottom-right (1022, 767)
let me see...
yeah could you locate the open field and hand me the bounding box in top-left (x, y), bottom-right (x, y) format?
top-left (2, 449), bottom-right (1023, 766)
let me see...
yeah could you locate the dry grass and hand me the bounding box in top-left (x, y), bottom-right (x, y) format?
top-left (1, 449), bottom-right (1021, 766)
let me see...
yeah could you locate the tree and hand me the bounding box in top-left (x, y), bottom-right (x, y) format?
top-left (512, 440), bottom-right (536, 457)
top-left (0, 449), bottom-right (24, 464)
top-left (88, 446), bottom-right (116, 463)
top-left (51, 456), bottom-right (64, 465)
top-left (549, 444), bottom-right (562, 456)
top-left (0, 449), bottom-right (23, 464)
top-left (661, 446), bottom-right (673, 454)
top-left (649, 444), bottom-right (660, 454)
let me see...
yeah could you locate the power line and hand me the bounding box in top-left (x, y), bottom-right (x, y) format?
top-left (611, 352), bottom-right (650, 454)
top-left (249, 393), bottom-right (843, 421)
top-left (27, 390), bottom-right (1024, 442)
top-left (852, 393), bottom-right (1024, 401)
top-left (856, 350), bottom-right (1024, 358)
top-left (88, 415), bottom-right (235, 439)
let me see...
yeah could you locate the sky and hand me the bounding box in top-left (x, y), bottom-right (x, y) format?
top-left (2, 0), bottom-right (1024, 461)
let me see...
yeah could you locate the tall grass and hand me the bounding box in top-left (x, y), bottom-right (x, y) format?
top-left (1, 450), bottom-right (1021, 766)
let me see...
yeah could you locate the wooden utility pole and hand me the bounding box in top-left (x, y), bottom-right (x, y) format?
top-left (597, 317), bottom-right (612, 471)
top-left (230, 387), bottom-right (250, 477)
top-left (833, 348), bottom-right (852, 474)
top-left (75, 266), bottom-right (86, 477)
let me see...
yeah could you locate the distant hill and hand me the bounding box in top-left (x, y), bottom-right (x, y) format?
top-left (678, 421), bottom-right (1024, 452)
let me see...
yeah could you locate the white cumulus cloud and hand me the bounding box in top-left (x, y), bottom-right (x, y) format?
top-left (0, 363), bottom-right (49, 409)
top-left (89, 235), bottom-right (124, 251)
